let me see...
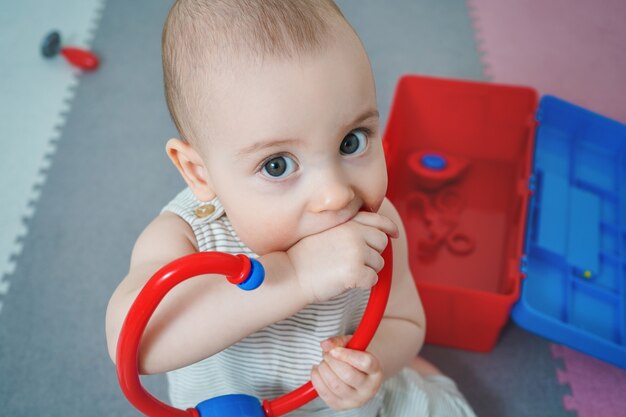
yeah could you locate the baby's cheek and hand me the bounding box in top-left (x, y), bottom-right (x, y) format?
top-left (365, 176), bottom-right (388, 212)
top-left (235, 217), bottom-right (297, 255)
top-left (360, 154), bottom-right (388, 205)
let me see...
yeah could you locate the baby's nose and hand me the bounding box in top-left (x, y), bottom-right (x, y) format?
top-left (309, 174), bottom-right (355, 213)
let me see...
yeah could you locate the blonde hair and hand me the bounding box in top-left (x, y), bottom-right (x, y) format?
top-left (162, 0), bottom-right (346, 145)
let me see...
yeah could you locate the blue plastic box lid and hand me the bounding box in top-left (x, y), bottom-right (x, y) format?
top-left (512, 95), bottom-right (626, 368)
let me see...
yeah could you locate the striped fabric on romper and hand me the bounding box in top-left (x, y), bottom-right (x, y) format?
top-left (161, 188), bottom-right (476, 417)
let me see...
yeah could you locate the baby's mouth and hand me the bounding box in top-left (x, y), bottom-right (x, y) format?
top-left (298, 200), bottom-right (369, 241)
top-left (287, 207), bottom-right (359, 251)
top-left (359, 204), bottom-right (375, 213)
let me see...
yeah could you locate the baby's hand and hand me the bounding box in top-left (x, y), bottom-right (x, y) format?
top-left (286, 212), bottom-right (398, 303)
top-left (311, 335), bottom-right (383, 411)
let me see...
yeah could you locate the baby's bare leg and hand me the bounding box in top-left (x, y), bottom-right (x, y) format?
top-left (409, 356), bottom-right (443, 378)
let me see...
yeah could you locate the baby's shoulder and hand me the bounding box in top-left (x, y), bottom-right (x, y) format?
top-left (160, 188), bottom-right (251, 255)
top-left (161, 188), bottom-right (226, 225)
top-left (132, 210), bottom-right (199, 262)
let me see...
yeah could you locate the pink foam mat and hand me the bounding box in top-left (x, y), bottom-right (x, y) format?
top-left (468, 0), bottom-right (626, 124)
top-left (551, 345), bottom-right (626, 417)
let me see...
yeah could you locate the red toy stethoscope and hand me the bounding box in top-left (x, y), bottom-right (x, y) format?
top-left (116, 241), bottom-right (392, 417)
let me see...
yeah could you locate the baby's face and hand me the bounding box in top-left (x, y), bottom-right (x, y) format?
top-left (197, 29), bottom-right (387, 255)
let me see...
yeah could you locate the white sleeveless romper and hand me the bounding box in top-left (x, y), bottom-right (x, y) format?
top-left (162, 188), bottom-right (476, 417)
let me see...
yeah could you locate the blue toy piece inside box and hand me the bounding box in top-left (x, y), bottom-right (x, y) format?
top-left (512, 95), bottom-right (626, 368)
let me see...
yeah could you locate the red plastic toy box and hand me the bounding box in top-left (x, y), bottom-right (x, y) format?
top-left (385, 75), bottom-right (538, 352)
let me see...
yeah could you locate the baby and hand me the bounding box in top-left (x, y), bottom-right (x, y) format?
top-left (106, 1), bottom-right (476, 416)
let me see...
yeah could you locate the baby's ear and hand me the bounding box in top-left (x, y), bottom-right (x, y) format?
top-left (165, 138), bottom-right (215, 201)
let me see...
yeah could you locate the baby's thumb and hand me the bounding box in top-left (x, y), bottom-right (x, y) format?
top-left (320, 335), bottom-right (352, 352)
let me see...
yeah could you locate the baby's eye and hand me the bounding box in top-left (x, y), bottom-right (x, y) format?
top-left (261, 155), bottom-right (297, 179)
top-left (340, 129), bottom-right (368, 156)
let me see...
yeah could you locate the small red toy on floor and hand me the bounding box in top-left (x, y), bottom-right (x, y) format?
top-left (41, 30), bottom-right (100, 71)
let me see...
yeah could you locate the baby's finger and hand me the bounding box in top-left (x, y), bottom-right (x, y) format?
top-left (364, 247), bottom-right (384, 273)
top-left (315, 361), bottom-right (356, 404)
top-left (323, 352), bottom-right (368, 389)
top-left (320, 335), bottom-right (352, 352)
top-left (352, 212), bottom-right (399, 238)
top-left (329, 347), bottom-right (382, 375)
top-left (361, 225), bottom-right (390, 254)
top-left (311, 365), bottom-right (342, 409)
top-left (355, 266), bottom-right (378, 290)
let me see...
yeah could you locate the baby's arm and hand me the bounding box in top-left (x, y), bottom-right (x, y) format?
top-left (106, 209), bottom-right (397, 375)
top-left (315, 198), bottom-right (425, 382)
top-left (366, 198), bottom-right (425, 379)
top-left (105, 211), bottom-right (309, 374)
top-left (310, 199), bottom-right (424, 411)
